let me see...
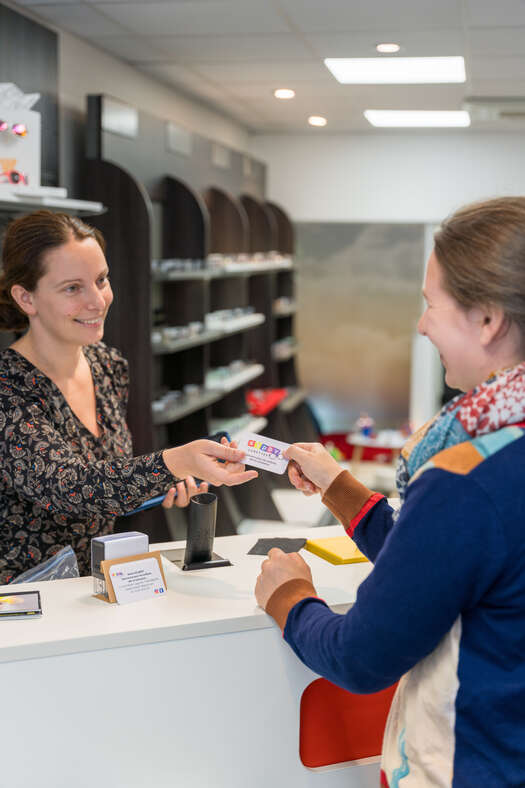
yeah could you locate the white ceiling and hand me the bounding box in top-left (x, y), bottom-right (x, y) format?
top-left (14, 0), bottom-right (525, 132)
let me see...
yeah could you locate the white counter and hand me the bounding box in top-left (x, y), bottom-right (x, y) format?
top-left (1, 526), bottom-right (379, 788)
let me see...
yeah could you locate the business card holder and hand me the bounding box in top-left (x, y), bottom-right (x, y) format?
top-left (162, 492), bottom-right (232, 571)
top-left (161, 547), bottom-right (231, 571)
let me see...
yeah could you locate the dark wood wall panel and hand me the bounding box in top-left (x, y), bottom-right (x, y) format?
top-left (86, 96), bottom-right (266, 204)
top-left (240, 194), bottom-right (277, 253)
top-left (83, 159), bottom-right (153, 455)
top-left (203, 186), bottom-right (249, 254)
top-left (0, 4), bottom-right (58, 186)
top-left (162, 176), bottom-right (209, 259)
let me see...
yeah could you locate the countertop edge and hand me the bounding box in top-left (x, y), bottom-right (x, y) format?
top-left (0, 601), bottom-right (354, 665)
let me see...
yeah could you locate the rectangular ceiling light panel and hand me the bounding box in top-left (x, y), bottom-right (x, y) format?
top-left (325, 56), bottom-right (466, 84)
top-left (364, 110), bottom-right (471, 127)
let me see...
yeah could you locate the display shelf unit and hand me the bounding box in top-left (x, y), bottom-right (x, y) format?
top-left (152, 329), bottom-right (222, 355)
top-left (156, 180), bottom-right (282, 533)
top-left (210, 415), bottom-right (268, 440)
top-left (191, 186), bottom-right (280, 528)
top-left (266, 201), bottom-right (295, 255)
top-left (203, 186), bottom-right (249, 255)
top-left (152, 313), bottom-right (265, 355)
top-left (83, 94), bottom-right (317, 537)
top-left (152, 258), bottom-right (293, 282)
top-left (272, 339), bottom-right (299, 362)
top-left (258, 202), bottom-right (319, 471)
top-left (273, 301), bottom-right (297, 317)
top-left (153, 389), bottom-right (223, 426)
top-left (0, 193), bottom-right (104, 216)
top-left (240, 193), bottom-right (277, 254)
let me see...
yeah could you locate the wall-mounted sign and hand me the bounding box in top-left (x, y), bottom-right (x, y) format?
top-left (101, 96), bottom-right (138, 139)
top-left (211, 142), bottom-right (231, 170)
top-left (166, 121), bottom-right (193, 156)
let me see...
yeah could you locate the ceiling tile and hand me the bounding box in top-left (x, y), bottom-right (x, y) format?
top-left (87, 0), bottom-right (232, 3)
top-left (96, 1), bottom-right (289, 36)
top-left (468, 79), bottom-right (525, 96)
top-left (224, 82), bottom-right (466, 106)
top-left (142, 33), bottom-right (312, 62)
top-left (278, 0), bottom-right (462, 33)
top-left (469, 55), bottom-right (525, 81)
top-left (30, 3), bottom-right (128, 36)
top-left (191, 61), bottom-right (332, 84)
top-left (468, 26), bottom-right (525, 56)
top-left (15, 0), bottom-right (77, 5)
top-left (139, 63), bottom-right (207, 86)
top-left (465, 0), bottom-right (525, 27)
top-left (16, 0), bottom-right (525, 133)
top-left (305, 29), bottom-right (464, 58)
top-left (92, 34), bottom-right (173, 60)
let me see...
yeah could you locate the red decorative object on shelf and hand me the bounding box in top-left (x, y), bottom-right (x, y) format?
top-left (246, 388), bottom-right (288, 416)
top-left (321, 433), bottom-right (397, 463)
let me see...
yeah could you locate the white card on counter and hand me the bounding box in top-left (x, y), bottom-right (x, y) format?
top-left (237, 432), bottom-right (290, 475)
top-left (109, 557), bottom-right (166, 605)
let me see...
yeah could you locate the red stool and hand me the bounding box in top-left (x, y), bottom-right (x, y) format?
top-left (299, 678), bottom-right (398, 768)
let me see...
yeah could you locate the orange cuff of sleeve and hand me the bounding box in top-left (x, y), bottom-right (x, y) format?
top-left (265, 578), bottom-right (318, 632)
top-left (322, 470), bottom-right (384, 537)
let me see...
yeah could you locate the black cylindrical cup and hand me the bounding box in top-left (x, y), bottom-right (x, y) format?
top-left (183, 492), bottom-right (217, 567)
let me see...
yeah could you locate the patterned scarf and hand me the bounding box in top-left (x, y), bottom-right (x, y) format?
top-left (396, 361), bottom-right (525, 502)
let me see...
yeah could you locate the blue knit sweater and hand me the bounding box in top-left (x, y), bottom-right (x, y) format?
top-left (281, 431), bottom-right (525, 786)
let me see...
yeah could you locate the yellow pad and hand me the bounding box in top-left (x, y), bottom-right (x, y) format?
top-left (305, 536), bottom-right (368, 565)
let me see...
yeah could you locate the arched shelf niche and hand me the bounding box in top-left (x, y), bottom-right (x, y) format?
top-left (202, 186), bottom-right (249, 255)
top-left (266, 201), bottom-right (295, 255)
top-left (83, 158), bottom-right (154, 456)
top-left (239, 193), bottom-right (278, 254)
top-left (162, 175), bottom-right (210, 259)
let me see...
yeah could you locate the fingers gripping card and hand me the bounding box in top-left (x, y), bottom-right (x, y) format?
top-left (237, 432), bottom-right (290, 474)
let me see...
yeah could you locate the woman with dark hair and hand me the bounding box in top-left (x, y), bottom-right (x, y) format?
top-left (256, 197), bottom-right (525, 786)
top-left (0, 210), bottom-right (256, 583)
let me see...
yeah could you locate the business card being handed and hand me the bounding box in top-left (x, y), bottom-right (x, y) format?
top-left (237, 432), bottom-right (290, 475)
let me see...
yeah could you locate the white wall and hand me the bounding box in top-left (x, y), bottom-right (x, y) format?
top-left (250, 131), bottom-right (525, 224)
top-left (251, 130), bottom-right (525, 430)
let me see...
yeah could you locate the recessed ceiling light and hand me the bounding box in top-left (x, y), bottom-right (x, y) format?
top-left (325, 56), bottom-right (466, 84)
top-left (308, 115), bottom-right (327, 127)
top-left (274, 88), bottom-right (295, 100)
top-left (364, 110), bottom-right (471, 127)
top-left (376, 43), bottom-right (400, 54)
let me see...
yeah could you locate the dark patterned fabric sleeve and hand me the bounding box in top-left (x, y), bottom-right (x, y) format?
top-left (0, 395), bottom-right (174, 518)
top-left (100, 344), bottom-right (130, 414)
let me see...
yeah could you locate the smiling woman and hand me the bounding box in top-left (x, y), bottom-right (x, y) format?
top-left (0, 211), bottom-right (257, 583)
top-left (255, 197), bottom-right (525, 787)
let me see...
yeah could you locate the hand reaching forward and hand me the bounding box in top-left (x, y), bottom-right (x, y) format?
top-left (284, 442), bottom-right (343, 496)
top-left (255, 547), bottom-right (314, 610)
top-left (163, 439), bottom-right (258, 487)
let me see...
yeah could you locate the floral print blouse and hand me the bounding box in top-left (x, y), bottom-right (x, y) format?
top-left (0, 342), bottom-right (173, 582)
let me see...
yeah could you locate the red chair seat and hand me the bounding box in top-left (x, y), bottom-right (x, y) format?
top-left (300, 678), bottom-right (398, 768)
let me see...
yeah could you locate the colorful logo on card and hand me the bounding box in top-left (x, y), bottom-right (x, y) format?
top-left (247, 439), bottom-right (282, 458)
top-left (154, 587), bottom-right (165, 594)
